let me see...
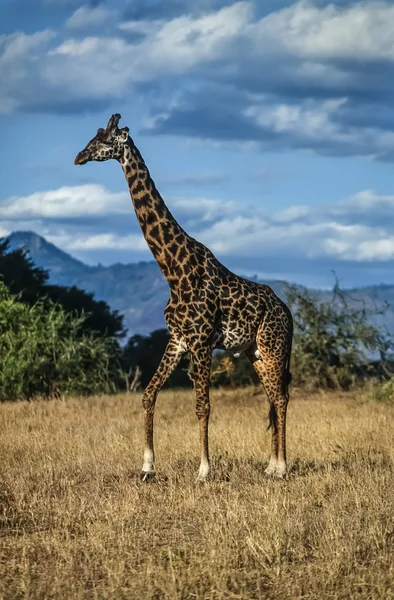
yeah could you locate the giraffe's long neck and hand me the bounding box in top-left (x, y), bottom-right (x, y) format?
top-left (120, 138), bottom-right (192, 285)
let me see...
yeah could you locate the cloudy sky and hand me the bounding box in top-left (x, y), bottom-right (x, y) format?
top-left (2, 0), bottom-right (394, 288)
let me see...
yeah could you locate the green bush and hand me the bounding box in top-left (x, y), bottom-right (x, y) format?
top-left (210, 351), bottom-right (258, 388)
top-left (285, 282), bottom-right (392, 390)
top-left (0, 282), bottom-right (121, 400)
top-left (372, 377), bottom-right (394, 403)
top-left (0, 238), bottom-right (124, 339)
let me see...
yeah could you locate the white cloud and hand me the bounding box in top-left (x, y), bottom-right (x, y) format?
top-left (0, 185), bottom-right (237, 224)
top-left (171, 197), bottom-right (237, 221)
top-left (116, 0), bottom-right (394, 77)
top-left (323, 232), bottom-right (394, 262)
top-left (241, 95), bottom-right (394, 157)
top-left (272, 205), bottom-right (310, 223)
top-left (48, 1), bottom-right (252, 95)
top-left (66, 5), bottom-right (116, 29)
top-left (196, 215), bottom-right (391, 263)
top-left (4, 2), bottom-right (394, 105)
top-left (49, 232), bottom-right (148, 252)
top-left (0, 185), bottom-right (130, 220)
top-left (334, 189), bottom-right (394, 215)
top-left (355, 239), bottom-right (394, 261)
top-left (0, 30), bottom-right (55, 114)
top-left (118, 19), bottom-right (164, 36)
top-left (116, 1), bottom-right (394, 157)
top-left (3, 183), bottom-right (394, 265)
top-left (3, 0), bottom-right (394, 162)
top-left (256, 0), bottom-right (394, 61)
top-left (52, 0), bottom-right (394, 91)
top-left (195, 215), bottom-right (337, 257)
top-left (245, 98), bottom-right (347, 139)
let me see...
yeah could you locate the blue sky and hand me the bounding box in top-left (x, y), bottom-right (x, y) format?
top-left (2, 0), bottom-right (394, 288)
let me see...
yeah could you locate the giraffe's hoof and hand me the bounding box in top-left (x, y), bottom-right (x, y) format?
top-left (265, 470), bottom-right (286, 480)
top-left (196, 464), bottom-right (210, 484)
top-left (275, 462), bottom-right (287, 479)
top-left (196, 472), bottom-right (210, 484)
top-left (264, 461), bottom-right (277, 476)
top-left (265, 463), bottom-right (287, 479)
top-left (140, 471), bottom-right (156, 483)
top-left (265, 466), bottom-right (276, 476)
top-left (196, 477), bottom-right (209, 485)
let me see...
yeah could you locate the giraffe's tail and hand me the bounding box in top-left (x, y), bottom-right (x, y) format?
top-left (282, 305), bottom-right (293, 395)
top-left (267, 404), bottom-right (278, 432)
top-left (284, 341), bottom-right (293, 392)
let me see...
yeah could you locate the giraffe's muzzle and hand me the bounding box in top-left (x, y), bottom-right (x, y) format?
top-left (74, 151), bottom-right (90, 165)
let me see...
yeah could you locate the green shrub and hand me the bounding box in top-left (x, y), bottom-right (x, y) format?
top-left (210, 351), bottom-right (258, 388)
top-left (0, 282), bottom-right (121, 400)
top-left (372, 377), bottom-right (394, 403)
top-left (0, 238), bottom-right (124, 339)
top-left (285, 283), bottom-right (392, 390)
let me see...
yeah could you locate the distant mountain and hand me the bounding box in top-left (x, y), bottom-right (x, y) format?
top-left (7, 231), bottom-right (168, 335)
top-left (7, 231), bottom-right (87, 282)
top-left (6, 231), bottom-right (394, 336)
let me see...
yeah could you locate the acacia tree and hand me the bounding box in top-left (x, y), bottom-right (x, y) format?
top-left (202, 282), bottom-right (394, 392)
top-left (285, 282), bottom-right (393, 390)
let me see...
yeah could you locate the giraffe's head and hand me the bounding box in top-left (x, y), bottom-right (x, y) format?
top-left (74, 113), bottom-right (129, 165)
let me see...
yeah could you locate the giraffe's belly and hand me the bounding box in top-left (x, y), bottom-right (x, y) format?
top-left (213, 326), bottom-right (256, 352)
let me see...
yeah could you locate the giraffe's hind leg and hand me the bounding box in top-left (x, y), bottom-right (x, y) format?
top-left (246, 318), bottom-right (292, 478)
top-left (189, 344), bottom-right (212, 483)
top-left (141, 336), bottom-right (185, 480)
top-left (266, 403), bottom-right (280, 475)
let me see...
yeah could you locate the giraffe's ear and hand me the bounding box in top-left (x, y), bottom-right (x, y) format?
top-left (106, 113), bottom-right (121, 133)
top-left (116, 127), bottom-right (128, 143)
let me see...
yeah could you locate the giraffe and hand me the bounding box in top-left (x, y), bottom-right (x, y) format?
top-left (74, 114), bottom-right (293, 482)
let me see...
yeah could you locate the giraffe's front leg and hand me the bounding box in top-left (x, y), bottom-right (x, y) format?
top-left (140, 337), bottom-right (184, 481)
top-left (191, 346), bottom-right (212, 483)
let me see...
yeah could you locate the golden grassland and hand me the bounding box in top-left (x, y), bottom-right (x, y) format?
top-left (0, 387), bottom-right (393, 600)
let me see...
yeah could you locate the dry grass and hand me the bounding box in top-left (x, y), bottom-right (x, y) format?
top-left (0, 387), bottom-right (393, 600)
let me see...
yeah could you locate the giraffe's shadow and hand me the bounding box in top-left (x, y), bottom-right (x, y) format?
top-left (123, 449), bottom-right (393, 485)
top-left (204, 454), bottom-right (335, 481)
top-left (287, 450), bottom-right (393, 478)
top-left (287, 457), bottom-right (339, 478)
top-left (207, 455), bottom-right (331, 481)
top-left (124, 457), bottom-right (336, 485)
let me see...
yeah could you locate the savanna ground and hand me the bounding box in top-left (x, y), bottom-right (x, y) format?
top-left (0, 387), bottom-right (393, 600)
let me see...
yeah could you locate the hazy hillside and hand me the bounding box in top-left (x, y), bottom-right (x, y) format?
top-left (7, 232), bottom-right (168, 335)
top-left (7, 231), bottom-right (394, 336)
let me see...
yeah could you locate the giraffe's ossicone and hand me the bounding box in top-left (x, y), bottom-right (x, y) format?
top-left (75, 114), bottom-right (293, 482)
